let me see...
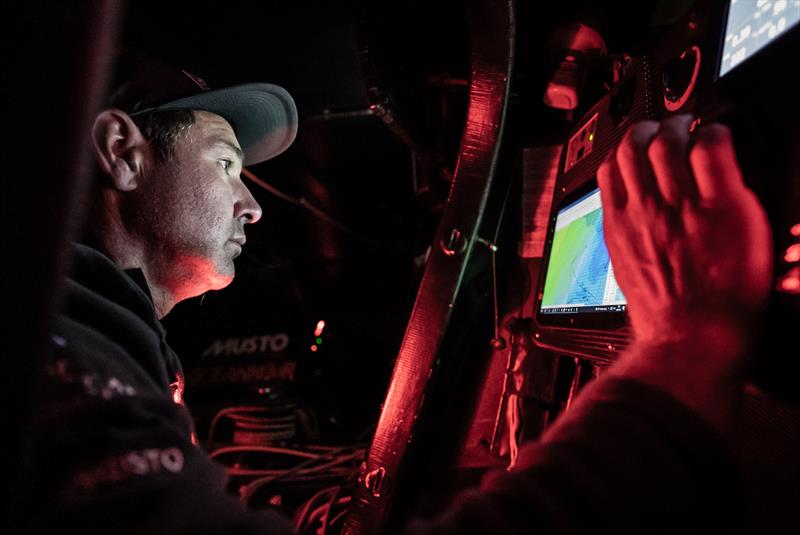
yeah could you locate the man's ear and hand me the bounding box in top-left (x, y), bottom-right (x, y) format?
top-left (91, 109), bottom-right (148, 192)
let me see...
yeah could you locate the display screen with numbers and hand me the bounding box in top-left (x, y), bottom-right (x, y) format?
top-left (720, 0), bottom-right (800, 77)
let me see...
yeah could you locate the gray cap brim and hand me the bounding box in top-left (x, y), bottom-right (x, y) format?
top-left (155, 83), bottom-right (298, 166)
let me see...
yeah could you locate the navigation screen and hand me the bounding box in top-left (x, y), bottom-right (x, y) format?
top-left (539, 187), bottom-right (626, 315)
top-left (720, 0), bottom-right (800, 77)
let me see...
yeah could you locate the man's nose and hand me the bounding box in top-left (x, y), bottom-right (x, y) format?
top-left (234, 180), bottom-right (262, 224)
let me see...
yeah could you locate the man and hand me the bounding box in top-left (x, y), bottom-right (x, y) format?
top-left (31, 51), bottom-right (298, 533)
top-left (33, 50), bottom-right (772, 532)
top-left (407, 115), bottom-right (773, 533)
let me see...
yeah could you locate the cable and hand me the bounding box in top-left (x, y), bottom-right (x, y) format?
top-left (238, 445), bottom-right (364, 503)
top-left (306, 496), bottom-right (352, 534)
top-left (484, 178), bottom-right (514, 349)
top-left (293, 486), bottom-right (337, 533)
top-left (207, 422), bottom-right (374, 523)
top-left (209, 445), bottom-right (318, 461)
top-left (206, 403), bottom-right (298, 448)
top-left (320, 483), bottom-right (345, 533)
top-left (326, 507), bottom-right (350, 532)
top-left (207, 406), bottom-right (272, 449)
top-left (292, 484), bottom-right (354, 533)
top-left (242, 168), bottom-right (381, 247)
top-left (239, 449), bottom-right (363, 489)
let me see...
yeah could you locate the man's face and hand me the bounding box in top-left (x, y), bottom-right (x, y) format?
top-left (130, 111), bottom-right (262, 298)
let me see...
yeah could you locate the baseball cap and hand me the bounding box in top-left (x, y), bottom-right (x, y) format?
top-left (108, 50), bottom-right (298, 166)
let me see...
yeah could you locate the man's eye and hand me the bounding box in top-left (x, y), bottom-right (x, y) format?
top-left (219, 159), bottom-right (232, 171)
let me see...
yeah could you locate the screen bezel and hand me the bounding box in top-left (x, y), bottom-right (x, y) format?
top-left (690, 0), bottom-right (800, 139)
top-left (534, 178), bottom-right (629, 331)
top-left (716, 0), bottom-right (800, 81)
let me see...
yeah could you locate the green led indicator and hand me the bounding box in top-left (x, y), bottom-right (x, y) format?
top-left (316, 337), bottom-right (323, 345)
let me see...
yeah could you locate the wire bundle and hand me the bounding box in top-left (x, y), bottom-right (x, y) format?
top-left (207, 403), bottom-right (298, 447)
top-left (208, 443), bottom-right (364, 533)
top-left (206, 404), bottom-right (366, 533)
top-left (292, 483), bottom-right (353, 534)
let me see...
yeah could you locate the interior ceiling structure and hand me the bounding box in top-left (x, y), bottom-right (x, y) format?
top-left (119, 0), bottom-right (679, 441)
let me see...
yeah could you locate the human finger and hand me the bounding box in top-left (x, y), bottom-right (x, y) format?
top-left (615, 121), bottom-right (662, 207)
top-left (648, 114), bottom-right (698, 206)
top-left (689, 124), bottom-right (746, 202)
top-left (597, 149), bottom-right (627, 212)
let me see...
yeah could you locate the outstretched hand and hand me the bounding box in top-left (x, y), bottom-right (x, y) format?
top-left (597, 114), bottom-right (772, 347)
top-left (596, 114), bottom-right (773, 431)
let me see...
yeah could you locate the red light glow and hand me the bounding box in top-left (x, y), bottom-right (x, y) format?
top-left (310, 344), bottom-right (318, 352)
top-left (314, 320), bottom-right (326, 337)
top-left (778, 268), bottom-right (800, 293)
top-left (785, 244), bottom-right (800, 263)
top-left (170, 372), bottom-right (185, 405)
top-left (791, 223), bottom-right (800, 237)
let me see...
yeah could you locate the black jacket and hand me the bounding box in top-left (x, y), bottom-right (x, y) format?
top-left (31, 243), bottom-right (292, 533)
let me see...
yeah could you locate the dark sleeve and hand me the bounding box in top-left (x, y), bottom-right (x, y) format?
top-left (31, 321), bottom-right (293, 534)
top-left (406, 378), bottom-right (744, 534)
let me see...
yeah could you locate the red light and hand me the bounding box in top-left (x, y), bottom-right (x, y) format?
top-left (310, 344), bottom-right (318, 352)
top-left (791, 223), bottom-right (800, 237)
top-left (778, 268), bottom-right (800, 294)
top-left (785, 244), bottom-right (800, 263)
top-left (781, 277), bottom-right (799, 291)
top-left (170, 372), bottom-right (185, 405)
top-left (314, 320), bottom-right (326, 337)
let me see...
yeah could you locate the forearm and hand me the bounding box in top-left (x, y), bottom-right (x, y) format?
top-left (603, 319), bottom-right (751, 434)
top-left (408, 376), bottom-right (743, 534)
